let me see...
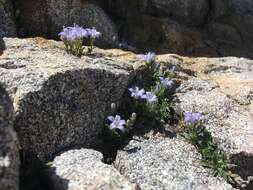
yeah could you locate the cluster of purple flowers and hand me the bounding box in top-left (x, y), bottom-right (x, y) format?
top-left (159, 77), bottom-right (174, 88)
top-left (59, 24), bottom-right (85, 42)
top-left (107, 115), bottom-right (126, 132)
top-left (129, 87), bottom-right (157, 103)
top-left (59, 24), bottom-right (101, 42)
top-left (140, 52), bottom-right (156, 64)
top-left (129, 87), bottom-right (145, 98)
top-left (85, 28), bottom-right (101, 39)
top-left (153, 77), bottom-right (174, 94)
top-left (184, 112), bottom-right (205, 125)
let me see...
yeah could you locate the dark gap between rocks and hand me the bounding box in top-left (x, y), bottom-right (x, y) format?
top-left (19, 151), bottom-right (55, 190)
top-left (230, 153), bottom-right (253, 190)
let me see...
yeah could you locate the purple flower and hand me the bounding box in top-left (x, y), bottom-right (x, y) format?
top-left (85, 28), bottom-right (101, 39)
top-left (171, 66), bottom-right (176, 72)
top-left (59, 24), bottom-right (86, 42)
top-left (142, 91), bottom-right (158, 103)
top-left (140, 52), bottom-right (156, 63)
top-left (184, 112), bottom-right (204, 125)
top-left (159, 77), bottom-right (174, 88)
top-left (129, 87), bottom-right (146, 99)
top-left (107, 115), bottom-right (126, 132)
top-left (153, 84), bottom-right (162, 93)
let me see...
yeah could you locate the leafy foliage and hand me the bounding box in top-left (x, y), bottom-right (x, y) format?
top-left (101, 51), bottom-right (239, 187)
top-left (183, 120), bottom-right (234, 181)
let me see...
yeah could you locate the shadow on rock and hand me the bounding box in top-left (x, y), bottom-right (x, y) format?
top-left (20, 151), bottom-right (69, 190)
top-left (0, 38), bottom-right (6, 55)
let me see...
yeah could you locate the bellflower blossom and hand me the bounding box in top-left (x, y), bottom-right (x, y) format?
top-left (107, 115), bottom-right (126, 132)
top-left (59, 24), bottom-right (101, 55)
top-left (129, 87), bottom-right (146, 99)
top-left (184, 112), bottom-right (204, 125)
top-left (142, 91), bottom-right (158, 103)
top-left (59, 24), bottom-right (87, 56)
top-left (59, 24), bottom-right (86, 42)
top-left (159, 77), bottom-right (174, 88)
top-left (85, 27), bottom-right (101, 54)
top-left (85, 28), bottom-right (101, 39)
top-left (140, 52), bottom-right (156, 64)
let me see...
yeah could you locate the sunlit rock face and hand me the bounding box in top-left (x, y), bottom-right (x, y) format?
top-left (0, 37), bottom-right (135, 162)
top-left (50, 149), bottom-right (137, 190)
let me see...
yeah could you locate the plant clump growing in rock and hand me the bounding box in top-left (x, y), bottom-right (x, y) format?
top-left (99, 50), bottom-right (242, 188)
top-left (59, 24), bottom-right (101, 57)
top-left (182, 112), bottom-right (242, 186)
top-left (101, 52), bottom-right (176, 146)
top-left (106, 102), bottom-right (137, 139)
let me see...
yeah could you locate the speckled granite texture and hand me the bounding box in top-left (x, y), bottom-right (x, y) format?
top-left (171, 56), bottom-right (253, 189)
top-left (0, 37), bottom-right (134, 161)
top-left (0, 84), bottom-right (19, 190)
top-left (50, 149), bottom-right (137, 190)
top-left (115, 135), bottom-right (234, 190)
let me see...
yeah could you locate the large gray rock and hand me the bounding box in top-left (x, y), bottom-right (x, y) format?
top-left (147, 0), bottom-right (209, 26)
top-left (173, 56), bottom-right (253, 189)
top-left (15, 1), bottom-right (119, 47)
top-left (0, 84), bottom-right (19, 190)
top-left (0, 0), bottom-right (17, 37)
top-left (12, 0), bottom-right (253, 57)
top-left (206, 0), bottom-right (253, 57)
top-left (96, 0), bottom-right (253, 57)
top-left (99, 0), bottom-right (209, 26)
top-left (50, 149), bottom-right (137, 190)
top-left (93, 0), bottom-right (148, 19)
top-left (115, 135), bottom-right (233, 190)
top-left (122, 15), bottom-right (207, 55)
top-left (223, 0), bottom-right (253, 15)
top-left (0, 37), bottom-right (134, 161)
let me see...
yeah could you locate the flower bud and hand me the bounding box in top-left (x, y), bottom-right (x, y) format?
top-left (110, 103), bottom-right (116, 112)
top-left (131, 112), bottom-right (137, 122)
top-left (126, 119), bottom-right (131, 127)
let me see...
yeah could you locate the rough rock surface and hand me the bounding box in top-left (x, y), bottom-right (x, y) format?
top-left (122, 15), bottom-right (205, 55)
top-left (50, 149), bottom-right (136, 190)
top-left (8, 0), bottom-right (253, 57)
top-left (0, 0), bottom-right (17, 37)
top-left (15, 1), bottom-right (119, 47)
top-left (115, 135), bottom-right (233, 190)
top-left (0, 84), bottom-right (19, 190)
top-left (0, 37), bottom-right (134, 161)
top-left (204, 0), bottom-right (253, 58)
top-left (97, 0), bottom-right (209, 26)
top-left (95, 0), bottom-right (253, 58)
top-left (147, 0), bottom-right (209, 26)
top-left (166, 55), bottom-right (253, 188)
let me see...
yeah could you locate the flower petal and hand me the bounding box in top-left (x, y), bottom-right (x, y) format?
top-left (107, 116), bottom-right (114, 122)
